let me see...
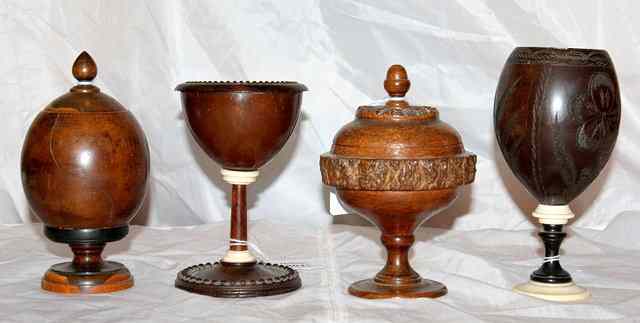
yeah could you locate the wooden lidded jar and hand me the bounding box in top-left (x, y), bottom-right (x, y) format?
top-left (320, 65), bottom-right (476, 299)
top-left (21, 52), bottom-right (150, 294)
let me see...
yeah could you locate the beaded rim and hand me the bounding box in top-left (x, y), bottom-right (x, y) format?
top-left (507, 47), bottom-right (612, 67)
top-left (176, 262), bottom-right (299, 286)
top-left (175, 81), bottom-right (307, 92)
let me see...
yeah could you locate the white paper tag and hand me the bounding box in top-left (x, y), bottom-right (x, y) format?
top-left (277, 261), bottom-right (324, 271)
top-left (329, 191), bottom-right (349, 216)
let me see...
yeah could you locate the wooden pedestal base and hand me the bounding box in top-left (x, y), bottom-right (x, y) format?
top-left (175, 261), bottom-right (301, 298)
top-left (42, 261), bottom-right (133, 294)
top-left (514, 281), bottom-right (590, 302)
top-left (349, 278), bottom-right (447, 299)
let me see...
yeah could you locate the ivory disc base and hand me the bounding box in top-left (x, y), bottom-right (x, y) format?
top-left (514, 281), bottom-right (590, 302)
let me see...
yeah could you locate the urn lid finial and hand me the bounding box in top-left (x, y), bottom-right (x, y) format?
top-left (384, 64), bottom-right (410, 98)
top-left (43, 51), bottom-right (126, 113)
top-left (72, 51), bottom-right (97, 82)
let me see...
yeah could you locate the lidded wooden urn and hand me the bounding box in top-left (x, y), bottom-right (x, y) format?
top-left (320, 65), bottom-right (476, 299)
top-left (21, 52), bottom-right (150, 294)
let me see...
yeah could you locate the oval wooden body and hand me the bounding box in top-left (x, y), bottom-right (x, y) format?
top-left (21, 94), bottom-right (149, 229)
top-left (494, 47), bottom-right (620, 205)
top-left (177, 82), bottom-right (306, 171)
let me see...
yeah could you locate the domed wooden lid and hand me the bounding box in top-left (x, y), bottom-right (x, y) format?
top-left (44, 51), bottom-right (126, 113)
top-left (320, 65), bottom-right (476, 191)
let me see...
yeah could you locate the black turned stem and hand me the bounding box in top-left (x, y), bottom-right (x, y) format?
top-left (530, 224), bottom-right (572, 284)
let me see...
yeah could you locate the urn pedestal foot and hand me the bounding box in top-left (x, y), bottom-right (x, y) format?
top-left (42, 261), bottom-right (133, 294)
top-left (349, 278), bottom-right (447, 299)
top-left (348, 232), bottom-right (448, 299)
top-left (41, 226), bottom-right (133, 294)
top-left (175, 261), bottom-right (300, 298)
top-left (514, 281), bottom-right (590, 302)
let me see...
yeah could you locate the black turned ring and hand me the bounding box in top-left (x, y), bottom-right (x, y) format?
top-left (44, 226), bottom-right (129, 244)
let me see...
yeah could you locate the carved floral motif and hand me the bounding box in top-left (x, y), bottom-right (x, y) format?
top-left (574, 72), bottom-right (620, 151)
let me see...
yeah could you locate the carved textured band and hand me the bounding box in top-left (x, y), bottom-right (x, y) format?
top-left (320, 153), bottom-right (476, 191)
top-left (357, 105), bottom-right (438, 121)
top-left (507, 47), bottom-right (611, 67)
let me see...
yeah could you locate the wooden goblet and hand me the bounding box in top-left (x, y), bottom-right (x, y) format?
top-left (175, 81), bottom-right (307, 298)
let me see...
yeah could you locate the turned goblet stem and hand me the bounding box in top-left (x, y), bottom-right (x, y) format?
top-left (229, 185), bottom-right (248, 254)
top-left (221, 169), bottom-right (259, 264)
top-left (375, 234), bottom-right (421, 285)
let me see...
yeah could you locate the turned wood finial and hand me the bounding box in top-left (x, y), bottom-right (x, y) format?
top-left (384, 64), bottom-right (410, 97)
top-left (72, 51), bottom-right (97, 82)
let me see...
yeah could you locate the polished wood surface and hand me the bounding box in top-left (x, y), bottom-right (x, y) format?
top-left (22, 53), bottom-right (149, 229)
top-left (320, 65), bottom-right (476, 299)
top-left (175, 81), bottom-right (306, 298)
top-left (21, 51), bottom-right (149, 294)
top-left (494, 47), bottom-right (620, 286)
top-left (177, 82), bottom-right (306, 171)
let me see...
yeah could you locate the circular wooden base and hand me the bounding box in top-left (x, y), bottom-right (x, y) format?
top-left (175, 261), bottom-right (301, 298)
top-left (514, 281), bottom-right (590, 302)
top-left (42, 261), bottom-right (133, 294)
top-left (348, 278), bottom-right (447, 299)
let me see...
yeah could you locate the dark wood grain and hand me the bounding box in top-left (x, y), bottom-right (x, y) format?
top-left (21, 52), bottom-right (149, 294)
top-left (320, 65), bottom-right (476, 299)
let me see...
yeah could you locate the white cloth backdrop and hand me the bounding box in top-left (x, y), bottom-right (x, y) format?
top-left (1, 0), bottom-right (639, 229)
